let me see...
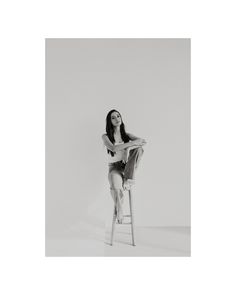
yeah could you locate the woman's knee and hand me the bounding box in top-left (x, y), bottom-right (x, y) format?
top-left (110, 188), bottom-right (122, 193)
top-left (134, 147), bottom-right (144, 154)
top-left (139, 147), bottom-right (144, 153)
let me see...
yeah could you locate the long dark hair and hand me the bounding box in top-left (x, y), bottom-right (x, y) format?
top-left (105, 109), bottom-right (131, 157)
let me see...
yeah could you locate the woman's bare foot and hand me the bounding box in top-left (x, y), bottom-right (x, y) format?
top-left (123, 179), bottom-right (135, 190)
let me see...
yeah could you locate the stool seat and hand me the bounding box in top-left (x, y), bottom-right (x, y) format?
top-left (110, 188), bottom-right (135, 246)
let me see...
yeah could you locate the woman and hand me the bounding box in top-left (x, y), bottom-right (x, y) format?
top-left (102, 109), bottom-right (146, 223)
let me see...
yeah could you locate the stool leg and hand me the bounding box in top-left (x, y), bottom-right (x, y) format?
top-left (110, 202), bottom-right (117, 246)
top-left (129, 189), bottom-right (136, 246)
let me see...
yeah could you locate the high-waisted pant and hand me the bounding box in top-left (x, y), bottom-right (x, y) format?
top-left (108, 147), bottom-right (144, 200)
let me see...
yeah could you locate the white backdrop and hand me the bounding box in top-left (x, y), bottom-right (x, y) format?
top-left (46, 39), bottom-right (190, 238)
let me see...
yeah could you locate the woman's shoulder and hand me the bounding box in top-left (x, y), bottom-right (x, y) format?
top-left (102, 134), bottom-right (109, 143)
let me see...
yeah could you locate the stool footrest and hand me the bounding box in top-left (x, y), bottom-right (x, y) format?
top-left (116, 222), bottom-right (132, 225)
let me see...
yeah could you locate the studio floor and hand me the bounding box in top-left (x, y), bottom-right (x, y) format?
top-left (46, 224), bottom-right (191, 257)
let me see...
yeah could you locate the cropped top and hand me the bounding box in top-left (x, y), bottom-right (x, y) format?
top-left (107, 141), bottom-right (125, 163)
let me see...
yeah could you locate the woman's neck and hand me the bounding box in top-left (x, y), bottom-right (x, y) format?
top-left (113, 126), bottom-right (120, 134)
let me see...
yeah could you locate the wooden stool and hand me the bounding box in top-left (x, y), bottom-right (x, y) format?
top-left (110, 189), bottom-right (135, 246)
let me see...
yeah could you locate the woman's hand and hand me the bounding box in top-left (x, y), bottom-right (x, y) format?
top-left (133, 138), bottom-right (147, 146)
top-left (122, 148), bottom-right (130, 164)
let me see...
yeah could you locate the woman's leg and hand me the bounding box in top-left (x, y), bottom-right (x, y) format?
top-left (123, 147), bottom-right (144, 189)
top-left (108, 170), bottom-right (125, 223)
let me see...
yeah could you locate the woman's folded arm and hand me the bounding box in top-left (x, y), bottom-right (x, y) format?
top-left (102, 134), bottom-right (141, 153)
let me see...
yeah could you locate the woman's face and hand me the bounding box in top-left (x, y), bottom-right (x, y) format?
top-left (110, 111), bottom-right (122, 127)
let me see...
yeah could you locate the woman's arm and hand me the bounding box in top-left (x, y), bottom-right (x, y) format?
top-left (102, 134), bottom-right (144, 153)
top-left (124, 133), bottom-right (146, 156)
top-left (126, 133), bottom-right (146, 148)
top-left (126, 145), bottom-right (143, 151)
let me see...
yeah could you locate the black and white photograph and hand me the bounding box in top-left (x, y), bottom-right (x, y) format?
top-left (45, 38), bottom-right (191, 256)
